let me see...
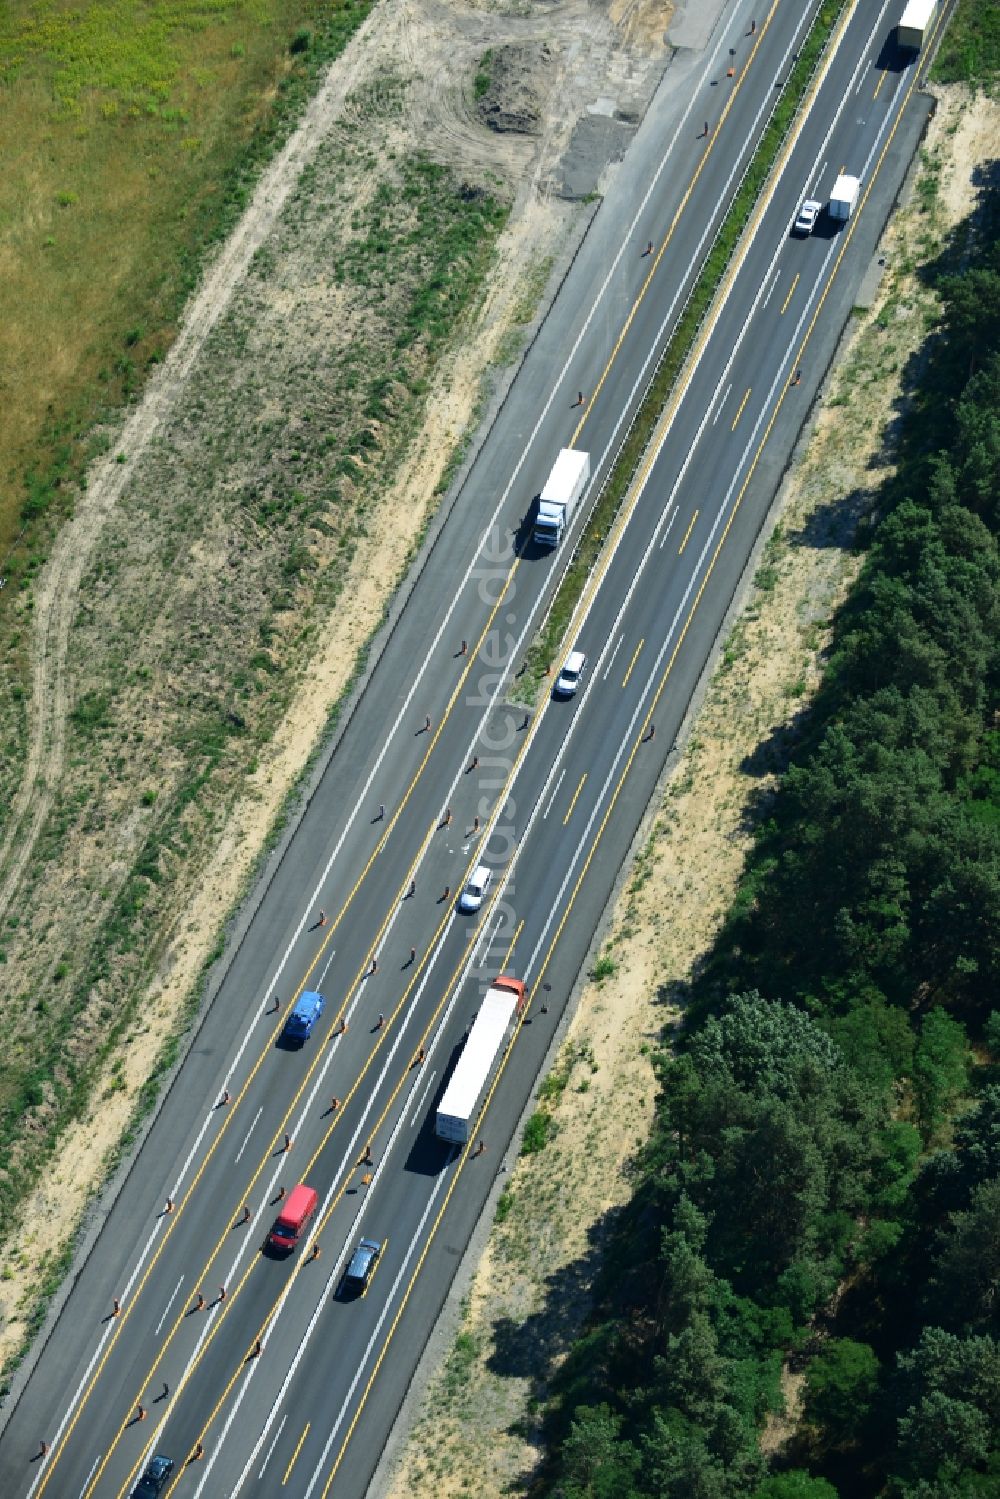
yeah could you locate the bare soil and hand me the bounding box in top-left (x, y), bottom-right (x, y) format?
top-left (381, 85), bottom-right (1000, 1497)
top-left (0, 0), bottom-right (668, 1381)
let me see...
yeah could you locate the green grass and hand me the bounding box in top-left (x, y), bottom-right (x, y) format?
top-left (0, 0), bottom-right (379, 568)
top-left (931, 0), bottom-right (1000, 88)
top-left (474, 48), bottom-right (493, 100)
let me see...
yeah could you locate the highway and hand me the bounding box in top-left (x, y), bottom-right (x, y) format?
top-left (0, 0), bottom-right (937, 1495)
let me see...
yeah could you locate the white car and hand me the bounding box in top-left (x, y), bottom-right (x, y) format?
top-left (792, 198), bottom-right (821, 236)
top-left (554, 649), bottom-right (587, 698)
top-left (458, 865), bottom-right (492, 912)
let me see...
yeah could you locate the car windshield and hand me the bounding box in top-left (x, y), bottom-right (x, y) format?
top-left (349, 1245), bottom-right (375, 1277)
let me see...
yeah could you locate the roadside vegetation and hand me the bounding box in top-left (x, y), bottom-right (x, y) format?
top-left (524, 82), bottom-right (1000, 1499)
top-left (931, 0), bottom-right (1000, 86)
top-left (0, 64), bottom-right (508, 1380)
top-left (0, 0), bottom-right (380, 946)
top-left (0, 0), bottom-right (668, 1392)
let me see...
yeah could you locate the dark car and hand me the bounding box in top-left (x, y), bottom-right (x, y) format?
top-left (130, 1454), bottom-right (175, 1498)
top-left (342, 1237), bottom-right (383, 1296)
top-left (283, 990), bottom-right (324, 1042)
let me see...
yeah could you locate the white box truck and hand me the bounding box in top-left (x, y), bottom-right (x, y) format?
top-left (829, 173), bottom-right (860, 223)
top-left (435, 976), bottom-right (526, 1144)
top-left (897, 0), bottom-right (935, 50)
top-left (534, 448), bottom-right (591, 549)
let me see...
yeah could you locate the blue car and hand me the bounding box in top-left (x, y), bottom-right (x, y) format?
top-left (283, 990), bottom-right (324, 1042)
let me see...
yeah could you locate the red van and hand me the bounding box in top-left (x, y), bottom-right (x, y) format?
top-left (267, 1183), bottom-right (318, 1254)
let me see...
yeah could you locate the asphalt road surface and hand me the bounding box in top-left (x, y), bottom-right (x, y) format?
top-left (0, 1), bottom-right (938, 1495)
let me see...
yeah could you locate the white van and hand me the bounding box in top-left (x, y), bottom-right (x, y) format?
top-left (554, 650), bottom-right (587, 698)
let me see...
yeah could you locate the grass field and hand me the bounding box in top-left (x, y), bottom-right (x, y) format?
top-left (0, 0), bottom-right (375, 572)
top-left (931, 0), bottom-right (1000, 87)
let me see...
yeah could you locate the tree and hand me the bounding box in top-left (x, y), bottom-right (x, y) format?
top-left (557, 1403), bottom-right (640, 1499)
top-left (893, 1328), bottom-right (1000, 1486)
top-left (752, 1474), bottom-right (839, 1499)
top-left (929, 1178), bottom-right (1000, 1336)
top-left (913, 1010), bottom-right (970, 1144)
top-left (802, 1338), bottom-right (880, 1445)
top-left (651, 995), bottom-right (886, 1302)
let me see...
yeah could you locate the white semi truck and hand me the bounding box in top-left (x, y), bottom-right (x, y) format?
top-left (897, 0), bottom-right (936, 51)
top-left (829, 173), bottom-right (860, 223)
top-left (533, 448), bottom-right (591, 549)
top-left (435, 975), bottom-right (527, 1144)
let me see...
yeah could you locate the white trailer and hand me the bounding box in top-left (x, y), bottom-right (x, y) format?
top-left (897, 0), bottom-right (936, 50)
top-left (435, 976), bottom-right (526, 1144)
top-left (829, 173), bottom-right (860, 223)
top-left (534, 448), bottom-right (591, 549)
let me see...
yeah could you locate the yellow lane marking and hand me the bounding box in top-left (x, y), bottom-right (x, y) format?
top-left (528, 36), bottom-right (929, 1023)
top-left (678, 509), bottom-right (699, 555)
top-left (570, 0), bottom-right (779, 445)
top-left (873, 70), bottom-right (886, 99)
top-left (562, 774), bottom-right (588, 826)
top-left (318, 926), bottom-right (528, 1499)
top-left (75, 574), bottom-right (523, 1499)
top-left (361, 1238), bottom-right (388, 1299)
top-left (53, 0), bottom-right (885, 1484)
top-left (160, 54), bottom-right (925, 1489)
top-left (283, 1423), bottom-right (310, 1486)
top-left (165, 925), bottom-right (521, 1497)
top-left (621, 639), bottom-right (644, 689)
top-left (317, 9), bottom-right (935, 1493)
top-left (731, 388), bottom-right (751, 430)
top-left (121, 886), bottom-right (518, 1499)
top-left (779, 272), bottom-right (799, 314)
top-left (297, 562), bottom-right (521, 969)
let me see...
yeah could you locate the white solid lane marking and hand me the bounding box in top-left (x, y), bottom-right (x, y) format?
top-left (410, 1071), bottom-right (438, 1127)
top-left (712, 381), bottom-right (733, 420)
top-left (258, 1413), bottom-right (287, 1481)
top-left (76, 1454), bottom-right (100, 1499)
top-left (214, 1058), bottom-right (446, 1499)
top-left (192, 23), bottom-right (908, 1484)
top-left (151, 921), bottom-right (459, 1494)
top-left (601, 635), bottom-right (624, 680)
top-left (542, 768), bottom-right (567, 820)
top-left (247, 0), bottom-right (779, 1019)
top-left (154, 1277), bottom-right (185, 1338)
top-left (299, 1171), bottom-right (452, 1499)
top-left (29, 4), bottom-right (854, 1486)
top-left (233, 1108), bottom-right (262, 1165)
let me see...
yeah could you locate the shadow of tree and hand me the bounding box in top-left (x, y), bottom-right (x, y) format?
top-left (479, 1198), bottom-right (631, 1490)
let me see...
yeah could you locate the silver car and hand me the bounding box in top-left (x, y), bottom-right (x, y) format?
top-left (459, 865), bottom-right (492, 912)
top-left (792, 198), bottom-right (821, 235)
